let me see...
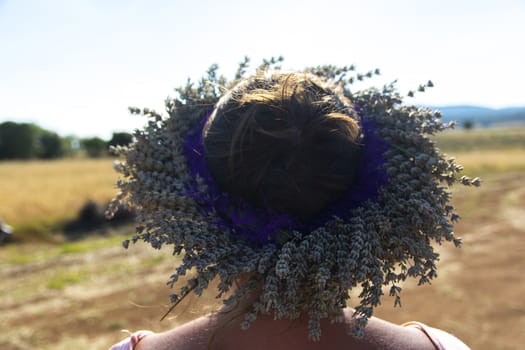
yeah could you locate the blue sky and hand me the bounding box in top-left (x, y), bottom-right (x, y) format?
top-left (1, 0), bottom-right (524, 138)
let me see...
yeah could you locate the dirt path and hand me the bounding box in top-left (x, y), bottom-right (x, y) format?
top-left (2, 172), bottom-right (524, 350)
top-left (375, 172), bottom-right (525, 350)
top-left (2, 242), bottom-right (173, 349)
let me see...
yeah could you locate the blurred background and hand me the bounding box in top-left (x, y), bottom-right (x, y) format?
top-left (1, 0), bottom-right (524, 349)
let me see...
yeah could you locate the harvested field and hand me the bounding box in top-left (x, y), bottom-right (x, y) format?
top-left (1, 129), bottom-right (524, 349)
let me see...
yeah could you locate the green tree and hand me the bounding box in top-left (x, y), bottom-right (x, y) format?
top-left (108, 132), bottom-right (133, 148)
top-left (37, 131), bottom-right (64, 159)
top-left (61, 135), bottom-right (81, 157)
top-left (462, 119), bottom-right (474, 130)
top-left (81, 137), bottom-right (107, 158)
top-left (0, 122), bottom-right (36, 159)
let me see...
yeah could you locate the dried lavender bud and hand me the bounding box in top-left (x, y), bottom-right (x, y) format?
top-left (109, 59), bottom-right (479, 341)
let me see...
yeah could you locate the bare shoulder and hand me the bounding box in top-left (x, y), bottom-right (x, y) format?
top-left (135, 310), bottom-right (444, 350)
top-left (135, 315), bottom-right (218, 350)
top-left (346, 307), bottom-right (469, 350)
top-left (216, 310), bottom-right (440, 350)
top-left (355, 314), bottom-right (439, 350)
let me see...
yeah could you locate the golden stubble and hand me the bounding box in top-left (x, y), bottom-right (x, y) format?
top-left (0, 158), bottom-right (118, 226)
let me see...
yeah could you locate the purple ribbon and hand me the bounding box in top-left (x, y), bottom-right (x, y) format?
top-left (183, 110), bottom-right (389, 245)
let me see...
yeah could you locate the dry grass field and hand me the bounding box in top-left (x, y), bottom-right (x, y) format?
top-left (0, 159), bottom-right (118, 240)
top-left (1, 127), bottom-right (524, 349)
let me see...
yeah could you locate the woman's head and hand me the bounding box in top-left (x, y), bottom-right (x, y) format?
top-left (203, 72), bottom-right (362, 219)
top-left (110, 61), bottom-right (476, 340)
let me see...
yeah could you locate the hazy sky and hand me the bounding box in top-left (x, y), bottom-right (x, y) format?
top-left (1, 0), bottom-right (524, 138)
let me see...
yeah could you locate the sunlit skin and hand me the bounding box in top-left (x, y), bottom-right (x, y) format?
top-left (136, 308), bottom-right (438, 350)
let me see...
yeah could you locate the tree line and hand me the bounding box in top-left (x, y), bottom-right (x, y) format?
top-left (0, 121), bottom-right (133, 160)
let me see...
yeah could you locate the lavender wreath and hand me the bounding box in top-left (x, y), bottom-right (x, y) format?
top-left (107, 58), bottom-right (480, 340)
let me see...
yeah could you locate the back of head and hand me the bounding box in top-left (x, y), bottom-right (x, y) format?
top-left (203, 72), bottom-right (362, 219)
top-left (109, 61), bottom-right (477, 342)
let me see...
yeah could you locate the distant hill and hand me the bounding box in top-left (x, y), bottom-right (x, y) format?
top-left (434, 105), bottom-right (525, 127)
